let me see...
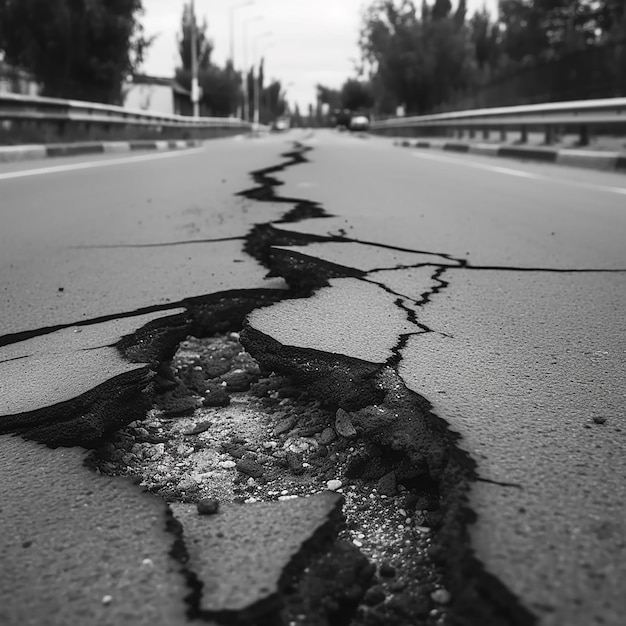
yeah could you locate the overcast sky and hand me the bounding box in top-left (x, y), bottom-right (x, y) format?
top-left (140, 0), bottom-right (499, 111)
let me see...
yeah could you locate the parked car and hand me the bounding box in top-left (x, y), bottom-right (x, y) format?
top-left (272, 118), bottom-right (289, 132)
top-left (349, 115), bottom-right (369, 131)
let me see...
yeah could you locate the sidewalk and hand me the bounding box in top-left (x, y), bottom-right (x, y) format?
top-left (0, 139), bottom-right (206, 162)
top-left (389, 134), bottom-right (626, 173)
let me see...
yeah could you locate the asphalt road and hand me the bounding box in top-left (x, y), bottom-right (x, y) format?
top-left (1, 130), bottom-right (625, 625)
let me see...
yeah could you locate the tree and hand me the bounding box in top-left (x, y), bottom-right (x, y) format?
top-left (0, 0), bottom-right (152, 103)
top-left (316, 84), bottom-right (342, 109)
top-left (177, 2), bottom-right (212, 71)
top-left (431, 0), bottom-right (451, 21)
top-left (453, 0), bottom-right (467, 28)
top-left (174, 4), bottom-right (240, 117)
top-left (340, 78), bottom-right (374, 111)
top-left (470, 7), bottom-right (500, 70)
top-left (496, 0), bottom-right (623, 62)
top-left (262, 79), bottom-right (286, 122)
top-left (359, 0), bottom-right (474, 114)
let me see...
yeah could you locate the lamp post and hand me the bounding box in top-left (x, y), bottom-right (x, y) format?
top-left (190, 0), bottom-right (200, 117)
top-left (252, 32), bottom-right (272, 125)
top-left (242, 15), bottom-right (263, 122)
top-left (229, 1), bottom-right (254, 66)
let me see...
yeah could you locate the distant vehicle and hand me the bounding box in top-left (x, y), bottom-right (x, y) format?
top-left (333, 108), bottom-right (352, 129)
top-left (349, 115), bottom-right (369, 131)
top-left (272, 118), bottom-right (289, 132)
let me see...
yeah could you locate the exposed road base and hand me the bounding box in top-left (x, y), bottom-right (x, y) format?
top-left (91, 331), bottom-right (445, 625)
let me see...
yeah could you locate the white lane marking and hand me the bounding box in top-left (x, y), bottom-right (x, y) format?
top-left (411, 150), bottom-right (626, 196)
top-left (0, 147), bottom-right (205, 182)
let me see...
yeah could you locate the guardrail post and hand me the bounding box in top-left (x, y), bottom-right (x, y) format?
top-left (469, 128), bottom-right (475, 139)
top-left (500, 128), bottom-right (507, 142)
top-left (544, 125), bottom-right (553, 145)
top-left (520, 126), bottom-right (528, 144)
top-left (483, 128), bottom-right (489, 140)
top-left (579, 124), bottom-right (589, 146)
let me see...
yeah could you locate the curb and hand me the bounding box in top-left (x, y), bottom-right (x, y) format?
top-left (0, 139), bottom-right (206, 163)
top-left (393, 138), bottom-right (626, 173)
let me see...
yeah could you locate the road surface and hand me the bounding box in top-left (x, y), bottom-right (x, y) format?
top-left (1, 130), bottom-right (625, 626)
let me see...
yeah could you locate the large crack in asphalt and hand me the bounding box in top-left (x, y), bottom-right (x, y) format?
top-left (0, 140), bottom-right (569, 625)
top-left (234, 144), bottom-right (536, 626)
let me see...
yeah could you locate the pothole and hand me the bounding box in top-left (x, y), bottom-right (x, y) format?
top-left (91, 331), bottom-right (448, 625)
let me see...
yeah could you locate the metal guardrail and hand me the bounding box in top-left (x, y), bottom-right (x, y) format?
top-left (0, 92), bottom-right (252, 144)
top-left (369, 98), bottom-right (626, 145)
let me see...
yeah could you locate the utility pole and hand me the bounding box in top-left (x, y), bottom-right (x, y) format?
top-left (254, 65), bottom-right (260, 125)
top-left (190, 0), bottom-right (200, 117)
top-left (252, 34), bottom-right (272, 125)
top-left (229, 1), bottom-right (254, 65)
top-left (229, 2), bottom-right (254, 119)
top-left (242, 16), bottom-right (262, 122)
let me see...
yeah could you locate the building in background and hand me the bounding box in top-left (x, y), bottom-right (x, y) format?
top-left (0, 61), bottom-right (39, 95)
top-left (123, 74), bottom-right (190, 116)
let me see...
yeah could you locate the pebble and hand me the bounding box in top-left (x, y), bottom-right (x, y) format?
top-left (593, 415), bottom-right (607, 424)
top-left (183, 420), bottom-right (212, 436)
top-left (222, 442), bottom-right (246, 458)
top-left (236, 458), bottom-right (264, 479)
top-left (327, 479), bottom-right (343, 491)
top-left (102, 595), bottom-right (113, 605)
top-left (319, 427), bottom-right (336, 445)
top-left (377, 471), bottom-right (397, 496)
top-left (197, 499), bottom-right (220, 515)
top-left (219, 460), bottom-right (236, 469)
top-left (202, 388), bottom-right (230, 407)
top-left (431, 588), bottom-right (451, 604)
top-left (223, 369), bottom-right (252, 391)
top-left (160, 397), bottom-right (199, 416)
top-left (273, 416), bottom-right (296, 435)
top-left (335, 408), bottom-right (357, 438)
top-left (286, 452), bottom-right (304, 474)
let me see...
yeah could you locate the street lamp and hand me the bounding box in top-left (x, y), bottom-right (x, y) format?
top-left (253, 32), bottom-right (272, 125)
top-left (242, 15), bottom-right (263, 122)
top-left (229, 0), bottom-right (254, 66)
top-left (190, 0), bottom-right (200, 117)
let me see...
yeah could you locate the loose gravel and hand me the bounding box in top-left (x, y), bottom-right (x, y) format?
top-left (92, 331), bottom-right (448, 626)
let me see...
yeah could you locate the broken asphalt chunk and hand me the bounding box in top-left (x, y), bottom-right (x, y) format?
top-left (335, 408), bottom-right (357, 438)
top-left (0, 435), bottom-right (189, 626)
top-left (170, 492), bottom-right (344, 623)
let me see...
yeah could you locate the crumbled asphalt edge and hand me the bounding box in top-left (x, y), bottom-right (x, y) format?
top-left (237, 141), bottom-right (536, 626)
top-left (164, 509), bottom-right (205, 621)
top-left (0, 290), bottom-right (282, 447)
top-left (198, 496), bottom-right (347, 626)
